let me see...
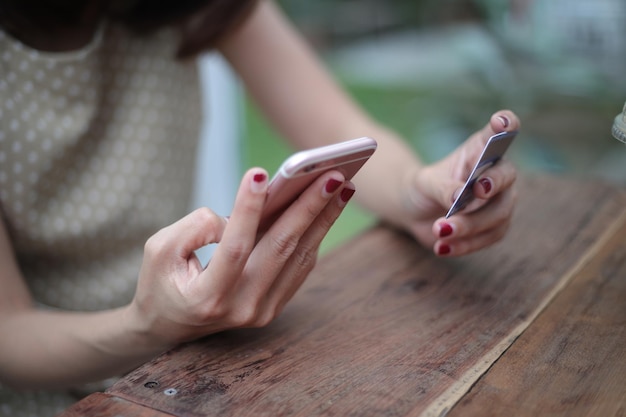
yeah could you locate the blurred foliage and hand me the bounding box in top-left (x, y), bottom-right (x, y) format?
top-left (276, 0), bottom-right (490, 49)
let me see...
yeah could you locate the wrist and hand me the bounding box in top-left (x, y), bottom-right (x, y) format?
top-left (403, 164), bottom-right (438, 216)
top-left (119, 303), bottom-right (175, 357)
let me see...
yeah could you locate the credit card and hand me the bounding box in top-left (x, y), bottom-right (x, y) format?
top-left (445, 130), bottom-right (518, 218)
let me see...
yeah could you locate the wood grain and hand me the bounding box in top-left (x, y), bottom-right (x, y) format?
top-left (446, 213), bottom-right (626, 417)
top-left (104, 175), bottom-right (626, 417)
top-left (57, 393), bottom-right (174, 417)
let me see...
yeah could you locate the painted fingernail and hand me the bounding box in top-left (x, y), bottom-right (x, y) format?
top-left (339, 187), bottom-right (355, 206)
top-left (438, 244), bottom-right (451, 256)
top-left (439, 222), bottom-right (453, 238)
top-left (479, 178), bottom-right (492, 194)
top-left (250, 171), bottom-right (267, 193)
top-left (497, 115), bottom-right (510, 128)
top-left (325, 178), bottom-right (342, 195)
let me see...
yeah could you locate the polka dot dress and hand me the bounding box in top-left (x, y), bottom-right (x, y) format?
top-left (0, 24), bottom-right (202, 416)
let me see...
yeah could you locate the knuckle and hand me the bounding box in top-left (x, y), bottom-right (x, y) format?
top-left (232, 304), bottom-right (259, 327)
top-left (221, 241), bottom-right (253, 265)
top-left (258, 301), bottom-right (287, 328)
top-left (193, 207), bottom-right (225, 238)
top-left (292, 246), bottom-right (318, 271)
top-left (193, 206), bottom-right (214, 220)
top-left (304, 201), bottom-right (322, 220)
top-left (194, 207), bottom-right (220, 227)
top-left (144, 232), bottom-right (167, 258)
top-left (317, 208), bottom-right (338, 231)
top-left (192, 296), bottom-right (229, 323)
top-left (253, 310), bottom-right (275, 328)
top-left (270, 231), bottom-right (300, 261)
top-left (295, 193), bottom-right (326, 221)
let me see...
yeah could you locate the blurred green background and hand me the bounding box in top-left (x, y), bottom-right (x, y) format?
top-left (239, 0), bottom-right (626, 252)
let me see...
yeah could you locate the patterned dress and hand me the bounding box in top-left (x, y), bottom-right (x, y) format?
top-left (0, 22), bottom-right (203, 416)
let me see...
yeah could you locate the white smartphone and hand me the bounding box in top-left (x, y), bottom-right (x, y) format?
top-left (445, 130), bottom-right (518, 218)
top-left (259, 137), bottom-right (377, 231)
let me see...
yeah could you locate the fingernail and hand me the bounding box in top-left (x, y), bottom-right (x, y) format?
top-left (497, 115), bottom-right (510, 128)
top-left (479, 178), bottom-right (492, 194)
top-left (438, 244), bottom-right (451, 256)
top-left (339, 187), bottom-right (355, 206)
top-left (324, 178), bottom-right (342, 195)
top-left (439, 222), bottom-right (453, 238)
top-left (250, 171), bottom-right (267, 193)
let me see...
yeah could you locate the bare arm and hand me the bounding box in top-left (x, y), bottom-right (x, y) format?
top-left (0, 218), bottom-right (163, 389)
top-left (216, 0), bottom-right (423, 223)
top-left (217, 1), bottom-right (521, 256)
top-left (0, 167), bottom-right (355, 389)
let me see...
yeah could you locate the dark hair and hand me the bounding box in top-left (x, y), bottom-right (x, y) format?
top-left (0, 0), bottom-right (258, 58)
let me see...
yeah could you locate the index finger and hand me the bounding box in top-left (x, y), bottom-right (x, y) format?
top-left (202, 168), bottom-right (269, 294)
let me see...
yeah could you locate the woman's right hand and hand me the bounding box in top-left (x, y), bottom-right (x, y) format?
top-left (126, 167), bottom-right (355, 349)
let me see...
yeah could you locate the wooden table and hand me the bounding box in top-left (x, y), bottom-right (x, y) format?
top-left (59, 175), bottom-right (626, 417)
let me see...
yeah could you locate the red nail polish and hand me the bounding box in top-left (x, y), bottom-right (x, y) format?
top-left (439, 223), bottom-right (453, 238)
top-left (325, 179), bottom-right (342, 194)
top-left (253, 173), bottom-right (267, 183)
top-left (479, 178), bottom-right (492, 194)
top-left (438, 244), bottom-right (451, 256)
top-left (340, 187), bottom-right (355, 203)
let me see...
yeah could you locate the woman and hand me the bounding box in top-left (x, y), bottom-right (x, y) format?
top-left (0, 0), bottom-right (520, 414)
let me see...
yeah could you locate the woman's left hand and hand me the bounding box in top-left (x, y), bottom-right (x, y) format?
top-left (401, 110), bottom-right (520, 256)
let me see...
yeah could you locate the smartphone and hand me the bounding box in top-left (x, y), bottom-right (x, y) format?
top-left (445, 130), bottom-right (518, 218)
top-left (259, 137), bottom-right (377, 231)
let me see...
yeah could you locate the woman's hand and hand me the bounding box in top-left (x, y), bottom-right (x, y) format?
top-left (128, 168), bottom-right (355, 348)
top-left (401, 110), bottom-right (520, 257)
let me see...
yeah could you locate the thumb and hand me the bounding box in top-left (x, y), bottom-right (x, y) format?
top-left (412, 165), bottom-right (463, 213)
top-left (151, 208), bottom-right (229, 266)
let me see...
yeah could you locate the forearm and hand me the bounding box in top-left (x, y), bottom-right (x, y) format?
top-left (219, 0), bottom-right (423, 223)
top-left (350, 123), bottom-right (423, 222)
top-left (0, 305), bottom-right (168, 390)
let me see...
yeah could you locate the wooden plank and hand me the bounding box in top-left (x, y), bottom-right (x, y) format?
top-left (446, 214), bottom-right (626, 417)
top-left (56, 393), bottom-right (175, 417)
top-left (107, 175), bottom-right (626, 417)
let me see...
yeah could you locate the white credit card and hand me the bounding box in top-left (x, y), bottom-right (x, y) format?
top-left (445, 130), bottom-right (518, 218)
